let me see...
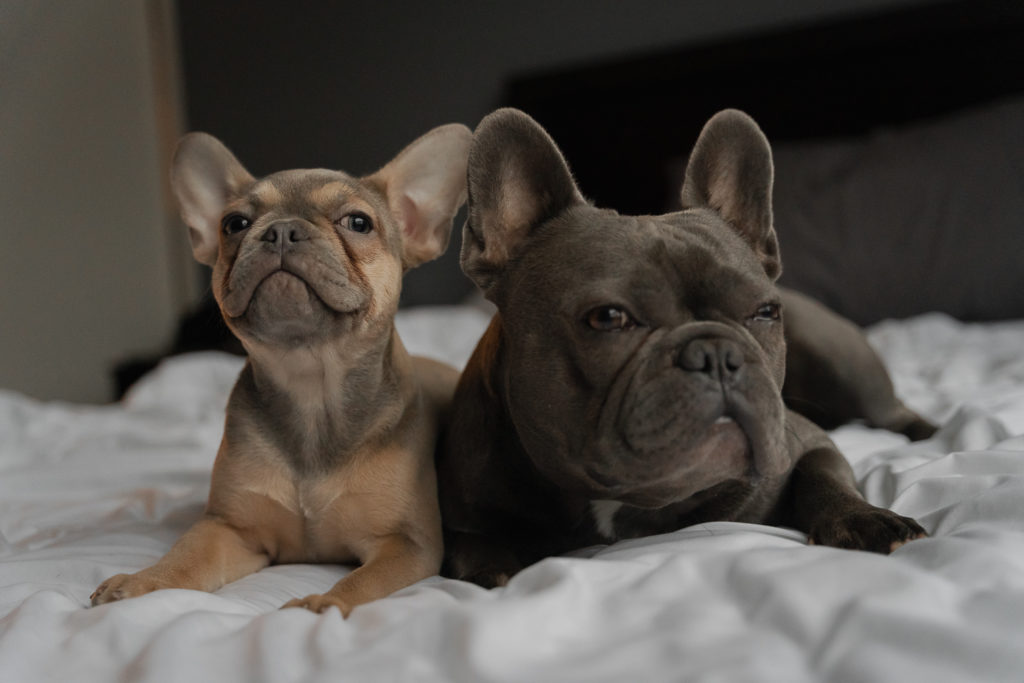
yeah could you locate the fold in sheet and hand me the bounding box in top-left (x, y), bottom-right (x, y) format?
top-left (2, 309), bottom-right (1024, 682)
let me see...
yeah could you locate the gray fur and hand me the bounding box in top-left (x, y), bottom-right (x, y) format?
top-left (438, 109), bottom-right (929, 587)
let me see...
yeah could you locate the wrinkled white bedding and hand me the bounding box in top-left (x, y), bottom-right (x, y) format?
top-left (2, 307), bottom-right (1023, 682)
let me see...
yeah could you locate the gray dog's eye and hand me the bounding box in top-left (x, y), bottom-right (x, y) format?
top-left (586, 306), bottom-right (637, 332)
top-left (221, 214), bottom-right (251, 235)
top-left (339, 212), bottom-right (373, 234)
top-left (753, 303), bottom-right (781, 322)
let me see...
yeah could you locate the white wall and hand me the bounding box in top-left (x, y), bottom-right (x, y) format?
top-left (0, 0), bottom-right (187, 403)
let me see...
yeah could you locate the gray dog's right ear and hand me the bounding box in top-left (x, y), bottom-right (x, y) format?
top-left (171, 133), bottom-right (255, 266)
top-left (462, 108), bottom-right (583, 296)
top-left (680, 109), bottom-right (780, 280)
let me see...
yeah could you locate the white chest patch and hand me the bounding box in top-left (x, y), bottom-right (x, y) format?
top-left (590, 499), bottom-right (624, 540)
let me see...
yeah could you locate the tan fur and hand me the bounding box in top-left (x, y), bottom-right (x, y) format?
top-left (359, 255), bottom-right (403, 320)
top-left (92, 124), bottom-right (470, 616)
top-left (203, 350), bottom-right (445, 569)
top-left (461, 314), bottom-right (503, 399)
top-left (92, 330), bottom-right (453, 618)
top-left (253, 180), bottom-right (285, 206)
top-left (91, 367), bottom-right (446, 614)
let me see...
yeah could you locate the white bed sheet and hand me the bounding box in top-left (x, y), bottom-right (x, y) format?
top-left (2, 307), bottom-right (1023, 682)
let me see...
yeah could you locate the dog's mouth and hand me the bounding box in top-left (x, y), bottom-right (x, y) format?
top-left (579, 414), bottom-right (757, 508)
top-left (254, 268), bottom-right (316, 306)
top-left (586, 339), bottom-right (791, 508)
top-left (233, 269), bottom-right (316, 325)
top-left (222, 263), bottom-right (366, 321)
top-left (219, 267), bottom-right (370, 347)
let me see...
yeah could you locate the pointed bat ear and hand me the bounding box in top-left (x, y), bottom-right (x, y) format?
top-left (366, 123), bottom-right (472, 270)
top-left (461, 108), bottom-right (584, 297)
top-left (680, 109), bottom-right (781, 280)
top-left (170, 132), bottom-right (254, 266)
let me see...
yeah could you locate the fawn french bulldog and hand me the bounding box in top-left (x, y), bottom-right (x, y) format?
top-left (438, 108), bottom-right (932, 587)
top-left (91, 123), bottom-right (471, 615)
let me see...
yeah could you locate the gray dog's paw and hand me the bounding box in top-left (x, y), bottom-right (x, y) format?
top-left (443, 532), bottom-right (523, 588)
top-left (447, 555), bottom-right (519, 589)
top-left (461, 567), bottom-right (514, 589)
top-left (808, 505), bottom-right (927, 554)
top-left (898, 417), bottom-right (939, 442)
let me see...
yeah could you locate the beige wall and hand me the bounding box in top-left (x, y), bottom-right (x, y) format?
top-left (0, 0), bottom-right (189, 403)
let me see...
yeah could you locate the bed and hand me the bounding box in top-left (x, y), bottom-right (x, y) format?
top-left (4, 2), bottom-right (1024, 681)
top-left (3, 307), bottom-right (1024, 681)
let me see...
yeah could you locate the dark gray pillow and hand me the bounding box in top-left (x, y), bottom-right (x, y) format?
top-left (773, 97), bottom-right (1024, 324)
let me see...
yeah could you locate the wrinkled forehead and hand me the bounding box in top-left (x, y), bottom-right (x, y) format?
top-left (237, 169), bottom-right (384, 216)
top-left (654, 208), bottom-right (770, 286)
top-left (521, 206), bottom-right (773, 304)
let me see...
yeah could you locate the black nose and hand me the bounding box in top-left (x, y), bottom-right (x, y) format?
top-left (260, 220), bottom-right (310, 248)
top-left (678, 337), bottom-right (745, 382)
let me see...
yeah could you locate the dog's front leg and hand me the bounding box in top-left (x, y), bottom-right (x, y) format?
top-left (91, 516), bottom-right (269, 605)
top-left (282, 533), bottom-right (440, 617)
top-left (782, 444), bottom-right (927, 554)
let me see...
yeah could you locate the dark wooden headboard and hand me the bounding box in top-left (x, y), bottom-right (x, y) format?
top-left (503, 0), bottom-right (1024, 215)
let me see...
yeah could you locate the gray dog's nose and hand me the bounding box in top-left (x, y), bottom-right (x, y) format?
top-left (260, 220), bottom-right (310, 248)
top-left (678, 337), bottom-right (745, 382)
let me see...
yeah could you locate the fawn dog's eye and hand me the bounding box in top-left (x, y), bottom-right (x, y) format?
top-left (339, 213), bottom-right (373, 234)
top-left (221, 214), bottom-right (251, 235)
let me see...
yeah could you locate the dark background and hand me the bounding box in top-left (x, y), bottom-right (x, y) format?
top-left (176, 0), bottom-right (1012, 309)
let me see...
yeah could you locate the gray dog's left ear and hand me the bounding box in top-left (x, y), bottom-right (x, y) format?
top-left (368, 123), bottom-right (472, 270)
top-left (171, 132), bottom-right (255, 266)
top-left (680, 109), bottom-right (781, 280)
